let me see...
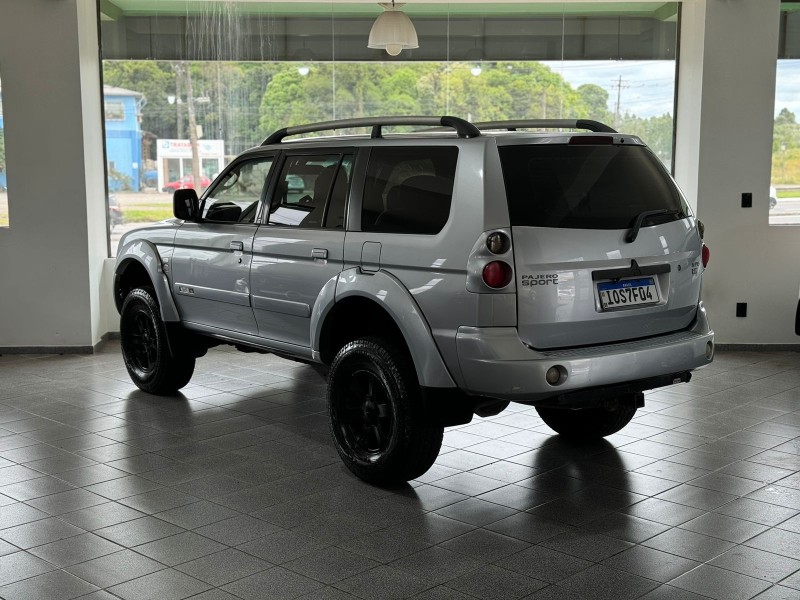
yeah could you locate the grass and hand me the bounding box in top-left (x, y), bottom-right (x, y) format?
top-left (122, 207), bottom-right (173, 223)
top-left (777, 189), bottom-right (799, 198)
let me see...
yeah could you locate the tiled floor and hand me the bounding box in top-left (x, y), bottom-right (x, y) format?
top-left (0, 344), bottom-right (798, 600)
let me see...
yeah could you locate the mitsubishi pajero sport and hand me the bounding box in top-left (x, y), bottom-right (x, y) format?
top-left (114, 116), bottom-right (714, 484)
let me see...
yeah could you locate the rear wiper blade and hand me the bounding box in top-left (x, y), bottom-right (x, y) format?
top-left (625, 209), bottom-right (683, 243)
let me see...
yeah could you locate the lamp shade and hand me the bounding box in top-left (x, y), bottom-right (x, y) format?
top-left (368, 3), bottom-right (418, 56)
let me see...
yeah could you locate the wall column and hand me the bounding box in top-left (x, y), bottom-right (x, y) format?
top-left (674, 0), bottom-right (798, 345)
top-left (0, 0), bottom-right (107, 351)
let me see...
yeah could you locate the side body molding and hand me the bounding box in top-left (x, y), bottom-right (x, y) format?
top-left (311, 267), bottom-right (457, 389)
top-left (114, 239), bottom-right (181, 322)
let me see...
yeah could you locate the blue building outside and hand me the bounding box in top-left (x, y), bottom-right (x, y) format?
top-left (104, 85), bottom-right (144, 192)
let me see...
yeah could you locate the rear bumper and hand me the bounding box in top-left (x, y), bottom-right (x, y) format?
top-left (455, 302), bottom-right (714, 403)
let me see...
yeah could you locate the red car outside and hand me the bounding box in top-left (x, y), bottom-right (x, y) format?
top-left (162, 174), bottom-right (211, 192)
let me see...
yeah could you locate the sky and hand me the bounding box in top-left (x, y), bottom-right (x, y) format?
top-left (544, 59), bottom-right (800, 120)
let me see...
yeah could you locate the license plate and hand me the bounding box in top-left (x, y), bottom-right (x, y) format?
top-left (598, 277), bottom-right (659, 310)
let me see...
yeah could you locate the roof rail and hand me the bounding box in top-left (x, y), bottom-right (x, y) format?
top-left (262, 116), bottom-right (481, 145)
top-left (472, 119), bottom-right (617, 133)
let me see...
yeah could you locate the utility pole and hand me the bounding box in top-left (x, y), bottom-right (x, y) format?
top-left (612, 75), bottom-right (629, 128)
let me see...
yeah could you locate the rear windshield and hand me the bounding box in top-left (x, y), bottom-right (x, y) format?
top-left (499, 143), bottom-right (688, 229)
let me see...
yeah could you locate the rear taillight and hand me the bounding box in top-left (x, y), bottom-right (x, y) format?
top-left (483, 261), bottom-right (513, 289)
top-left (701, 244), bottom-right (710, 268)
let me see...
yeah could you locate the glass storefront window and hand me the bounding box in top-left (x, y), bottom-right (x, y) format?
top-left (0, 73), bottom-right (8, 228)
top-left (771, 7), bottom-right (800, 225)
top-left (100, 2), bottom-right (678, 254)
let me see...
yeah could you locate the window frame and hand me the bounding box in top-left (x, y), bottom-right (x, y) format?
top-left (199, 152), bottom-right (277, 225)
top-left (359, 145), bottom-right (459, 236)
top-left (262, 147), bottom-right (355, 230)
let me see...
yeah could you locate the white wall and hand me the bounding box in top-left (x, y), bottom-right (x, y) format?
top-left (675, 0), bottom-right (798, 346)
top-left (0, 0), bottom-right (107, 351)
top-left (0, 0), bottom-right (796, 350)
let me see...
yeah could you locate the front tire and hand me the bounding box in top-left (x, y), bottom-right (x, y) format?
top-left (327, 338), bottom-right (443, 485)
top-left (536, 402), bottom-right (636, 439)
top-left (120, 288), bottom-right (195, 394)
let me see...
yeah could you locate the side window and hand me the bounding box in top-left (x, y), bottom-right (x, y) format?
top-left (202, 157), bottom-right (274, 223)
top-left (269, 154), bottom-right (344, 228)
top-left (361, 147), bottom-right (458, 235)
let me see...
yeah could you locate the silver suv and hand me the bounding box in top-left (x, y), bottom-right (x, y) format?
top-left (114, 116), bottom-right (714, 484)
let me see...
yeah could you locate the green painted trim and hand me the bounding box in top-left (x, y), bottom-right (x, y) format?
top-left (108, 1), bottom-right (679, 19)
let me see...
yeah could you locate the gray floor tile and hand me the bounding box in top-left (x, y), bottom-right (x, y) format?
top-left (1, 348), bottom-right (799, 599)
top-left (716, 498), bottom-right (799, 526)
top-left (65, 549), bottom-right (165, 588)
top-left (334, 565), bottom-right (430, 600)
top-left (0, 502), bottom-right (50, 529)
top-left (58, 501), bottom-right (147, 531)
top-left (745, 528), bottom-right (800, 560)
top-left (26, 488), bottom-right (107, 515)
top-left (670, 564), bottom-right (772, 600)
top-left (642, 527), bottom-right (736, 561)
top-left (601, 544), bottom-right (700, 583)
top-left (709, 545), bottom-right (800, 583)
top-left (446, 564), bottom-right (547, 600)
top-left (94, 516), bottom-right (184, 547)
top-left (0, 569), bottom-right (98, 600)
top-left (107, 568), bottom-right (211, 600)
top-left (194, 514), bottom-right (281, 546)
top-left (391, 546), bottom-right (482, 585)
top-left (175, 547), bottom-right (272, 586)
top-left (133, 531), bottom-right (227, 566)
top-left (539, 529), bottom-right (633, 562)
top-left (0, 551), bottom-right (57, 586)
top-left (0, 515), bottom-right (84, 549)
top-left (497, 545), bottom-right (592, 583)
top-left (685, 507), bottom-right (772, 542)
top-left (751, 586), bottom-right (800, 600)
top-left (485, 512), bottom-right (573, 544)
top-left (0, 474), bottom-right (76, 501)
top-left (284, 547), bottom-right (380, 584)
top-left (557, 563), bottom-right (659, 600)
top-left (28, 532), bottom-right (123, 567)
top-left (222, 566), bottom-right (325, 600)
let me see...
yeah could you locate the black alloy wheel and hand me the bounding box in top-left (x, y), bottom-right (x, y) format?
top-left (120, 287), bottom-right (195, 395)
top-left (327, 337), bottom-right (443, 484)
top-left (340, 368), bottom-right (397, 461)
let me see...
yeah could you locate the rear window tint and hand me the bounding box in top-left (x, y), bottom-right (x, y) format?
top-left (361, 147), bottom-right (458, 235)
top-left (499, 144), bottom-right (688, 229)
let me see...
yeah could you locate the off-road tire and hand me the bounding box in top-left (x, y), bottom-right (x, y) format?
top-left (120, 287), bottom-right (195, 394)
top-left (327, 337), bottom-right (443, 485)
top-left (536, 403), bottom-right (636, 439)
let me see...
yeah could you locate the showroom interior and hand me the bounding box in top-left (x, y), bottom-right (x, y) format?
top-left (1, 0), bottom-right (800, 599)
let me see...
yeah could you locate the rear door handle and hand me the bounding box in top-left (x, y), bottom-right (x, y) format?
top-left (311, 248), bottom-right (328, 260)
top-left (230, 241), bottom-right (244, 251)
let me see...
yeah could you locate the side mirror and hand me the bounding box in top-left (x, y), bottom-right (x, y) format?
top-left (173, 189), bottom-right (199, 221)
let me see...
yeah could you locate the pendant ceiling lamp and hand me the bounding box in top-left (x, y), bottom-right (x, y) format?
top-left (368, 2), bottom-right (418, 57)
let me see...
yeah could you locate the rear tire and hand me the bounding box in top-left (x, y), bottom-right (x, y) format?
top-left (536, 402), bottom-right (636, 439)
top-left (327, 337), bottom-right (443, 485)
top-left (120, 288), bottom-right (195, 394)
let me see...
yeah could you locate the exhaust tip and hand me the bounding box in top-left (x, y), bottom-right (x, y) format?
top-left (705, 341), bottom-right (714, 360)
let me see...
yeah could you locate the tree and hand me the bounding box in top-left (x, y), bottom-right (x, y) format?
top-left (578, 84), bottom-right (611, 122)
top-left (775, 107), bottom-right (796, 126)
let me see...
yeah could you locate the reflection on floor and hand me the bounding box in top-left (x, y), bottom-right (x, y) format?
top-left (0, 343), bottom-right (799, 600)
